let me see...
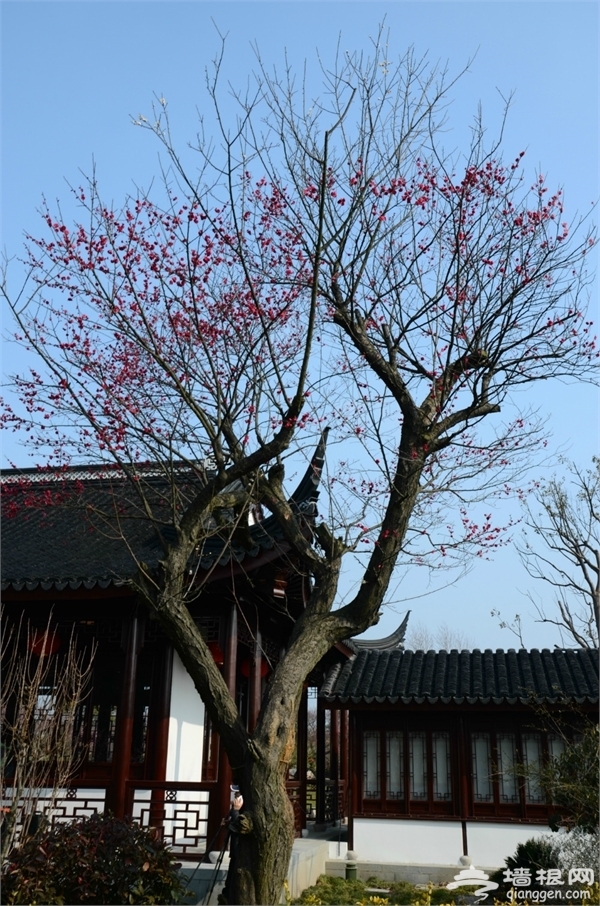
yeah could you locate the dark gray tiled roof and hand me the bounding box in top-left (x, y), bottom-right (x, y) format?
top-left (1, 437), bottom-right (326, 591)
top-left (320, 647), bottom-right (599, 705)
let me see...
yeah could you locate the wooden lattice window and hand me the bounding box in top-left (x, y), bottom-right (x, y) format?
top-left (497, 733), bottom-right (518, 803)
top-left (363, 731), bottom-right (380, 798)
top-left (432, 732), bottom-right (451, 801)
top-left (386, 731), bottom-right (404, 799)
top-left (471, 733), bottom-right (493, 802)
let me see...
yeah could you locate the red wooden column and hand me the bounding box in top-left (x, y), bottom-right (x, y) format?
top-left (107, 614), bottom-right (143, 818)
top-left (149, 643), bottom-right (174, 779)
top-left (148, 643), bottom-right (174, 834)
top-left (340, 709), bottom-right (349, 782)
top-left (330, 708), bottom-right (339, 822)
top-left (458, 715), bottom-right (470, 856)
top-left (205, 602), bottom-right (238, 856)
top-left (348, 711), bottom-right (358, 851)
top-left (296, 686), bottom-right (308, 829)
top-left (339, 708), bottom-right (349, 822)
top-left (315, 699), bottom-right (326, 826)
top-left (248, 625), bottom-right (262, 734)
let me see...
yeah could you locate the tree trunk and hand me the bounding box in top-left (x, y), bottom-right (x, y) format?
top-left (222, 756), bottom-right (295, 906)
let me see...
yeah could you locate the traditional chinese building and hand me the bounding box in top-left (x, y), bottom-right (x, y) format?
top-left (320, 646), bottom-right (598, 867)
top-left (7, 444), bottom-right (589, 873)
top-left (1, 439), bottom-right (361, 855)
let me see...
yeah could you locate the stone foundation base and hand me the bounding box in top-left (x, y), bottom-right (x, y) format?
top-left (325, 859), bottom-right (499, 886)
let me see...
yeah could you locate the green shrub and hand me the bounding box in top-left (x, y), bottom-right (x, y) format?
top-left (490, 835), bottom-right (560, 900)
top-left (0, 812), bottom-right (191, 905)
top-left (490, 835), bottom-right (559, 880)
top-left (293, 875), bottom-right (371, 904)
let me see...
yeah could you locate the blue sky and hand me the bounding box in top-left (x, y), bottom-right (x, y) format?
top-left (2, 1), bottom-right (598, 648)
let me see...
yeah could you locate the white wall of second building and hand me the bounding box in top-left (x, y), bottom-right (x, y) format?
top-left (466, 822), bottom-right (551, 868)
top-left (353, 818), bottom-right (553, 869)
top-left (353, 818), bottom-right (463, 865)
top-left (166, 651), bottom-right (205, 782)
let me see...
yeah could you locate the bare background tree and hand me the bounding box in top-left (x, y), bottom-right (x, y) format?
top-left (2, 30), bottom-right (597, 903)
top-left (513, 714), bottom-right (599, 832)
top-left (517, 459), bottom-right (599, 647)
top-left (405, 620), bottom-right (473, 651)
top-left (0, 613), bottom-right (95, 860)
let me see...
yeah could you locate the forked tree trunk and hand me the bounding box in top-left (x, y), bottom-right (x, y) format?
top-left (147, 447), bottom-right (427, 905)
top-left (223, 756), bottom-right (295, 905)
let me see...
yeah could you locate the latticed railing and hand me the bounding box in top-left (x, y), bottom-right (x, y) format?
top-left (1, 782), bottom-right (214, 859)
top-left (305, 779), bottom-right (346, 824)
top-left (2, 777), bottom-right (345, 857)
top-left (1, 783), bottom-right (108, 849)
top-left (126, 781), bottom-right (213, 859)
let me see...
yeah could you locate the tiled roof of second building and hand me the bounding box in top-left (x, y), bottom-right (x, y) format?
top-left (320, 647), bottom-right (599, 705)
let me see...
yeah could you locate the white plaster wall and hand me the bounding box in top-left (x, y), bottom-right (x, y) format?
top-left (353, 818), bottom-right (464, 865)
top-left (466, 822), bottom-right (551, 868)
top-left (166, 651), bottom-right (205, 782)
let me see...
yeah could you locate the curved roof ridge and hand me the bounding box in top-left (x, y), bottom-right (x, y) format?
top-left (351, 611), bottom-right (410, 651)
top-left (289, 428), bottom-right (330, 511)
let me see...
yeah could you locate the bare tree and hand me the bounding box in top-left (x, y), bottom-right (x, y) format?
top-left (511, 711), bottom-right (599, 831)
top-left (517, 459), bottom-right (599, 647)
top-left (0, 613), bottom-right (95, 860)
top-left (2, 30), bottom-right (597, 903)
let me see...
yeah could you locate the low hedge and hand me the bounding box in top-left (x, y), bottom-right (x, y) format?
top-left (291, 874), bottom-right (478, 905)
